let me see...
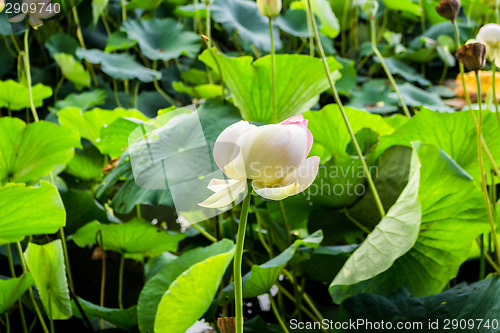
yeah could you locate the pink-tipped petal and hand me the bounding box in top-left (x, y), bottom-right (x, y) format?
top-left (280, 115), bottom-right (313, 157)
top-left (252, 181), bottom-right (300, 201)
top-left (199, 179), bottom-right (246, 209)
top-left (281, 156), bottom-right (320, 194)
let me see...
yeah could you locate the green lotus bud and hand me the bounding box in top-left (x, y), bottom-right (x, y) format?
top-left (257, 0), bottom-right (282, 18)
top-left (456, 42), bottom-right (487, 71)
top-left (435, 0), bottom-right (461, 21)
top-left (361, 0), bottom-right (379, 18)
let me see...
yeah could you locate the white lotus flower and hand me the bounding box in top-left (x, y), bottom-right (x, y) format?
top-left (199, 115), bottom-right (320, 209)
top-left (477, 23), bottom-right (500, 66)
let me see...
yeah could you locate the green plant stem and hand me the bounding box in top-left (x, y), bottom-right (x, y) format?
top-left (340, 0), bottom-right (350, 57)
top-left (120, 0), bottom-right (127, 21)
top-left (277, 284), bottom-right (320, 324)
top-left (58, 228), bottom-right (74, 290)
top-left (206, 3), bottom-right (214, 84)
top-left (344, 209), bottom-right (371, 234)
top-left (269, 18), bottom-right (277, 124)
top-left (234, 185), bottom-right (252, 333)
top-left (269, 294), bottom-right (289, 333)
top-left (256, 213), bottom-right (273, 257)
top-left (417, 0), bottom-right (426, 32)
top-left (47, 294), bottom-right (54, 333)
top-left (6, 244), bottom-right (29, 333)
top-left (97, 231), bottom-right (106, 330)
top-left (475, 71), bottom-right (500, 267)
top-left (118, 255), bottom-right (125, 310)
top-left (5, 313), bottom-right (9, 333)
top-left (16, 242), bottom-right (49, 333)
top-left (152, 61), bottom-right (177, 105)
top-left (369, 18), bottom-right (411, 119)
top-left (452, 20), bottom-right (500, 182)
top-left (192, 223), bottom-right (217, 242)
top-left (479, 235), bottom-right (485, 279)
top-left (306, 0), bottom-right (386, 219)
top-left (492, 63), bottom-right (500, 128)
top-left (23, 29), bottom-right (39, 122)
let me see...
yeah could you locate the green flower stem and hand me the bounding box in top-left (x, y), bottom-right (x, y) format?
top-left (475, 71), bottom-right (500, 267)
top-left (278, 201), bottom-right (291, 244)
top-left (306, 0), bottom-right (386, 219)
top-left (417, 0), bottom-right (426, 32)
top-left (369, 18), bottom-right (411, 119)
top-left (269, 18), bottom-right (277, 124)
top-left (492, 63), bottom-right (500, 128)
top-left (192, 223), bottom-right (218, 242)
top-left (6, 244), bottom-right (29, 333)
top-left (152, 61), bottom-right (177, 106)
top-left (277, 285), bottom-right (320, 324)
top-left (234, 184), bottom-right (252, 333)
top-left (452, 20), bottom-right (500, 182)
top-left (16, 242), bottom-right (49, 333)
top-left (118, 255), bottom-right (125, 310)
top-left (269, 294), bottom-right (290, 333)
top-left (5, 313), bottom-right (9, 333)
top-left (23, 28), bottom-right (39, 122)
top-left (206, 3), bottom-right (214, 84)
top-left (59, 228), bottom-right (74, 290)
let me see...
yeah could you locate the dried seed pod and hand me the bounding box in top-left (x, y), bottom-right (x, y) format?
top-left (456, 42), bottom-right (487, 71)
top-left (436, 0), bottom-right (461, 21)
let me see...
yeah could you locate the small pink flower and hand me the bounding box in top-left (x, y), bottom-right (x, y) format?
top-left (199, 115), bottom-right (320, 208)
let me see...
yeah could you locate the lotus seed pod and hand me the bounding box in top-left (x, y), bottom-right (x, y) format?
top-left (435, 0), bottom-right (461, 21)
top-left (456, 42), bottom-right (487, 71)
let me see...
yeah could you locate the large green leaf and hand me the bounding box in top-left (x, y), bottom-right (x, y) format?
top-left (154, 247), bottom-right (235, 333)
top-left (330, 148), bottom-right (421, 299)
top-left (276, 9), bottom-right (315, 37)
top-left (76, 48), bottom-right (162, 82)
top-left (220, 231), bottom-right (323, 301)
top-left (0, 117), bottom-right (80, 184)
top-left (50, 90), bottom-right (107, 112)
top-left (0, 182), bottom-right (66, 245)
top-left (374, 109), bottom-right (500, 182)
top-left (301, 0), bottom-right (340, 38)
top-left (54, 53), bottom-right (91, 91)
top-left (0, 80), bottom-right (52, 111)
top-left (348, 79), bottom-right (399, 114)
top-left (71, 218), bottom-right (185, 258)
top-left (303, 104), bottom-right (395, 162)
top-left (200, 50), bottom-right (341, 123)
top-left (329, 143), bottom-right (489, 303)
top-left (24, 240), bottom-right (72, 320)
top-left (343, 275), bottom-right (500, 332)
top-left (0, 274), bottom-right (34, 314)
top-left (381, 58), bottom-right (430, 86)
top-left (99, 117), bottom-right (140, 158)
top-left (72, 298), bottom-right (137, 330)
top-left (104, 31), bottom-right (137, 53)
top-left (395, 83), bottom-right (453, 113)
top-left (381, 0), bottom-right (420, 15)
top-left (65, 145), bottom-right (105, 181)
top-left (57, 107), bottom-right (148, 146)
top-left (211, 0), bottom-right (281, 52)
top-left (137, 240), bottom-right (235, 333)
top-left (45, 33), bottom-right (79, 58)
top-left (122, 18), bottom-right (200, 61)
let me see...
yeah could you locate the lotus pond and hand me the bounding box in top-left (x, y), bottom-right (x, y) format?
top-left (0, 0), bottom-right (500, 332)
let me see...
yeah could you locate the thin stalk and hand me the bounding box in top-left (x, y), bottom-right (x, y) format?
top-left (492, 63), bottom-right (500, 128)
top-left (269, 18), bottom-right (277, 124)
top-left (234, 184), bottom-right (252, 333)
top-left (47, 294), bottom-right (54, 333)
top-left (256, 213), bottom-right (273, 257)
top-left (5, 313), bottom-right (9, 333)
top-left (340, 0), bottom-right (350, 57)
top-left (6, 245), bottom-right (29, 333)
top-left (16, 242), bottom-right (49, 333)
top-left (306, 6), bottom-right (314, 57)
top-left (277, 285), bottom-right (319, 324)
top-left (278, 201), bottom-right (291, 244)
top-left (97, 231), bottom-right (106, 330)
top-left (306, 0), bottom-right (386, 219)
top-left (417, 0), bottom-right (426, 32)
top-left (453, 20), bottom-right (500, 181)
top-left (479, 235), bottom-right (485, 280)
top-left (369, 18), bottom-right (411, 119)
top-left (58, 228), bottom-right (74, 290)
top-left (121, 0), bottom-right (127, 21)
top-left (344, 209), bottom-right (371, 234)
top-left (269, 294), bottom-right (289, 333)
top-left (23, 29), bottom-right (39, 122)
top-left (152, 61), bottom-right (177, 105)
top-left (191, 223), bottom-right (217, 242)
top-left (475, 71), bottom-right (500, 267)
top-left (118, 255), bottom-right (125, 310)
top-left (206, 3), bottom-right (214, 84)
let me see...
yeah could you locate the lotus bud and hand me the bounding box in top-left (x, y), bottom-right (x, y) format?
top-left (257, 0), bottom-right (282, 18)
top-left (456, 42), bottom-right (487, 71)
top-left (476, 23), bottom-right (500, 66)
top-left (199, 115), bottom-right (320, 208)
top-left (0, 0), bottom-right (4, 13)
top-left (435, 0), bottom-right (461, 21)
top-left (361, 0), bottom-right (379, 18)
